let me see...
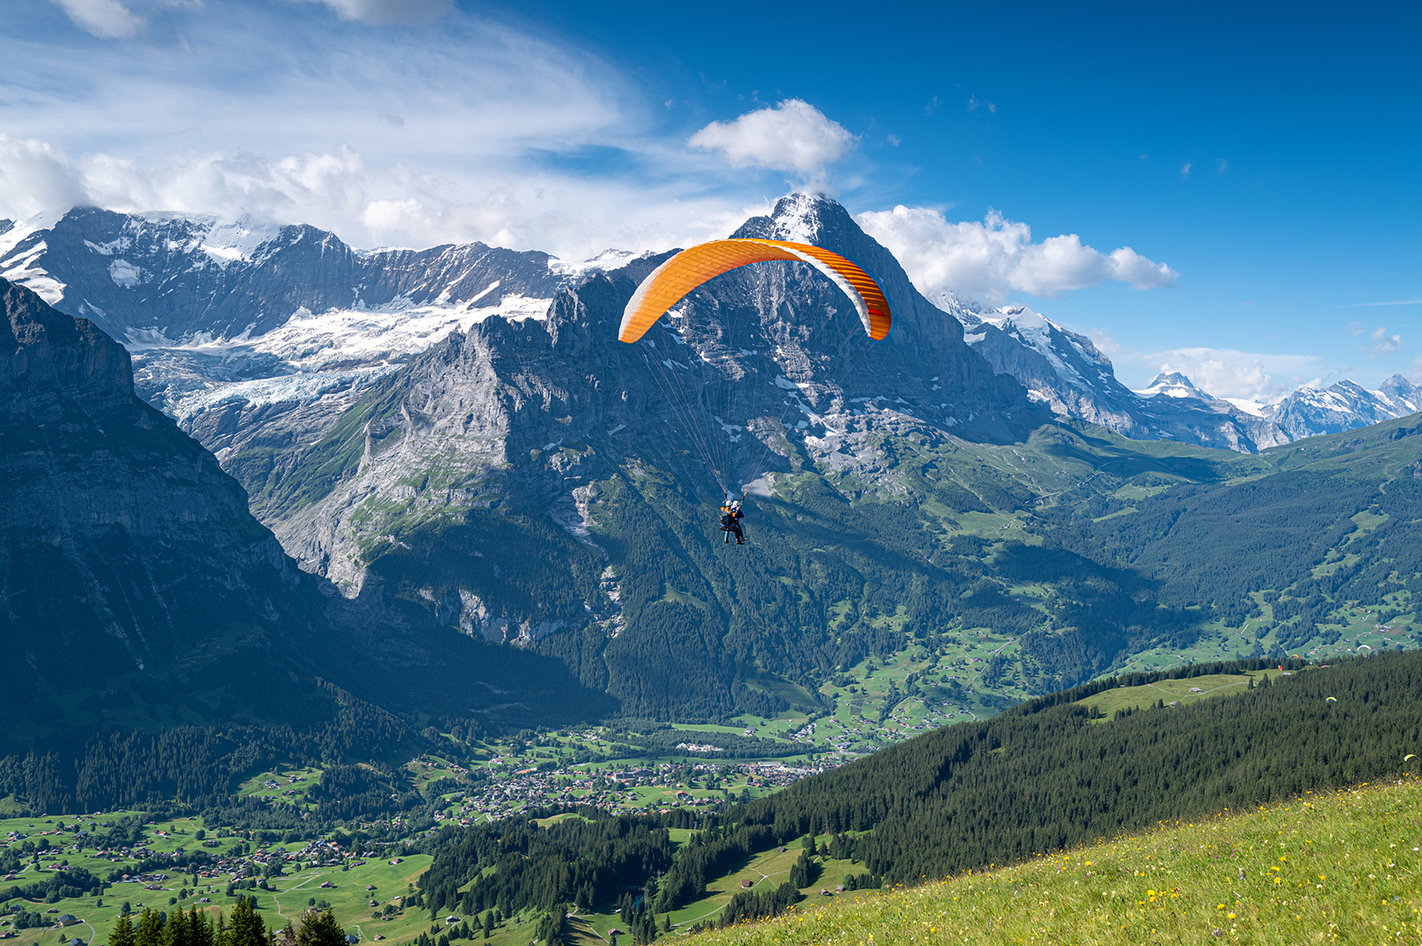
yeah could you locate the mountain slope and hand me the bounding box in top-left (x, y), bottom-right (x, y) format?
top-left (0, 206), bottom-right (576, 477)
top-left (0, 276), bottom-right (614, 750)
top-left (939, 292), bottom-right (1421, 449)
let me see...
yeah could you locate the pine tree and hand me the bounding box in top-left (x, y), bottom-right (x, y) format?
top-left (161, 902), bottom-right (190, 946)
top-left (229, 897), bottom-right (267, 946)
top-left (295, 909), bottom-right (345, 946)
top-left (109, 911), bottom-right (136, 946)
top-left (135, 909), bottom-right (164, 946)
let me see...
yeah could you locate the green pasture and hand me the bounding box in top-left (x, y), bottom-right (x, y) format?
top-left (690, 775), bottom-right (1422, 946)
top-left (1077, 671), bottom-right (1281, 718)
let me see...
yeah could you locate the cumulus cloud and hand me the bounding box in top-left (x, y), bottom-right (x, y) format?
top-left (1365, 326), bottom-right (1401, 359)
top-left (855, 205), bottom-right (1178, 304)
top-left (0, 135), bottom-right (91, 218)
top-left (688, 99), bottom-right (854, 176)
top-left (301, 0), bottom-right (452, 24)
top-left (0, 133), bottom-right (766, 264)
top-left (49, 0), bottom-right (142, 38)
top-left (1140, 348), bottom-right (1323, 403)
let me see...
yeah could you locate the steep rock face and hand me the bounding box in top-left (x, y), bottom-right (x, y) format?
top-left (266, 195), bottom-right (1044, 593)
top-left (0, 207), bottom-right (566, 340)
top-left (940, 296), bottom-right (1291, 452)
top-left (0, 276), bottom-right (313, 701)
top-left (245, 196), bottom-right (1050, 717)
top-left (946, 298), bottom-right (1144, 434)
top-left (0, 207), bottom-right (575, 471)
top-left (0, 276), bottom-right (615, 741)
top-left (1270, 376), bottom-right (1422, 440)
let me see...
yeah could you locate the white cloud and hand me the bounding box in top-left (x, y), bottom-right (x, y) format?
top-left (301, 0), bottom-right (452, 24)
top-left (49, 0), bottom-right (142, 38)
top-left (1348, 298), bottom-right (1422, 307)
top-left (1140, 348), bottom-right (1323, 403)
top-left (0, 133), bottom-right (766, 264)
top-left (0, 135), bottom-right (90, 218)
top-left (1365, 326), bottom-right (1401, 359)
top-left (854, 205), bottom-right (1178, 304)
top-left (688, 99), bottom-right (854, 176)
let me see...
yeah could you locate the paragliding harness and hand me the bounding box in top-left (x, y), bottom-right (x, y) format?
top-left (720, 499), bottom-right (746, 545)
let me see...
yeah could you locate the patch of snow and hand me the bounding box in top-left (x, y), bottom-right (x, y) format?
top-left (1136, 371), bottom-right (1212, 400)
top-left (770, 192), bottom-right (823, 244)
top-left (170, 367), bottom-right (393, 425)
top-left (547, 248), bottom-right (646, 275)
top-left (123, 293), bottom-right (554, 372)
top-left (1223, 397), bottom-right (1266, 417)
top-left (109, 259), bottom-right (142, 288)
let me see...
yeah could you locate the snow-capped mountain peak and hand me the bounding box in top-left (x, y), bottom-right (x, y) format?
top-left (758, 191), bottom-right (830, 244)
top-left (1138, 371), bottom-right (1212, 400)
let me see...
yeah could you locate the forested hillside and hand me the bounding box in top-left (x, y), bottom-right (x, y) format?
top-left (420, 651), bottom-right (1422, 923)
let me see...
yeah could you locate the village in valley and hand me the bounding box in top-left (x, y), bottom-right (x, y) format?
top-left (2, 614), bottom-right (1409, 946)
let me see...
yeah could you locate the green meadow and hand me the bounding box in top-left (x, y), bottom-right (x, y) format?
top-left (689, 775), bottom-right (1422, 945)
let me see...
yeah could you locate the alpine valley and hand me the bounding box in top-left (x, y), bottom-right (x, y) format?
top-left (4, 192), bottom-right (1422, 946)
top-left (4, 194), bottom-right (1422, 737)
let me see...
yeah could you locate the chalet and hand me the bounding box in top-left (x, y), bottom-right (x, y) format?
top-left (740, 879), bottom-right (753, 888)
top-left (445, 917), bottom-right (461, 925)
top-left (56, 916), bottom-right (79, 927)
top-left (320, 882), bottom-right (336, 889)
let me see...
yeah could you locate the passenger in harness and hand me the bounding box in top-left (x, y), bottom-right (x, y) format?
top-left (719, 498), bottom-right (746, 545)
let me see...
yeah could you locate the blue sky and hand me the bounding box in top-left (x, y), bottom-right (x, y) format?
top-left (1, 0), bottom-right (1419, 398)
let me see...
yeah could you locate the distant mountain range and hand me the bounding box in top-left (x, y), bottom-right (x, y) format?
top-left (4, 195), bottom-right (1422, 735)
top-left (942, 295), bottom-right (1421, 451)
top-left (3, 206), bottom-right (1416, 461)
top-left (0, 275), bottom-right (613, 752)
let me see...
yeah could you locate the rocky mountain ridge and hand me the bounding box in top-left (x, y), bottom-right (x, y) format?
top-left (940, 294), bottom-right (1420, 450)
top-left (0, 275), bottom-right (614, 746)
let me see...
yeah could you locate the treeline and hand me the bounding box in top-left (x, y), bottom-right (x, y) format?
top-left (419, 811), bottom-right (675, 919)
top-left (102, 897), bottom-right (347, 946)
top-left (730, 650), bottom-right (1422, 883)
top-left (0, 684), bottom-right (417, 817)
top-left (0, 682), bottom-right (432, 825)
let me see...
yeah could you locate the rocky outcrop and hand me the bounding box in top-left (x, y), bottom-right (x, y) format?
top-left (0, 276), bottom-right (615, 741)
top-left (941, 296), bottom-right (1296, 452)
top-left (1269, 376), bottom-right (1422, 440)
top-left (0, 276), bottom-right (311, 696)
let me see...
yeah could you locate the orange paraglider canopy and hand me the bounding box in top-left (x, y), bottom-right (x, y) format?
top-left (618, 238), bottom-right (892, 343)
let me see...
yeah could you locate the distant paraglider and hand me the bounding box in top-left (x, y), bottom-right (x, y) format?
top-left (1405, 754), bottom-right (1417, 762)
top-left (1326, 697), bottom-right (1338, 703)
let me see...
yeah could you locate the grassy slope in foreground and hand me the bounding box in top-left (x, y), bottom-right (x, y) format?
top-left (690, 775), bottom-right (1422, 946)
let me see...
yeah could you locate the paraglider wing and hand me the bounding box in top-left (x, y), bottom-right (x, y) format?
top-left (619, 239), bottom-right (892, 344)
top-left (1326, 697), bottom-right (1337, 703)
top-left (1406, 754), bottom-right (1417, 762)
